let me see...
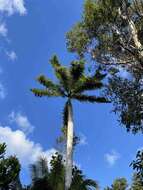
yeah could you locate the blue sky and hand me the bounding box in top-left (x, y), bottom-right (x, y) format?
top-left (0, 0), bottom-right (142, 188)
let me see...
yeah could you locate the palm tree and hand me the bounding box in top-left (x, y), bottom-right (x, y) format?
top-left (30, 156), bottom-right (49, 184)
top-left (31, 55), bottom-right (109, 190)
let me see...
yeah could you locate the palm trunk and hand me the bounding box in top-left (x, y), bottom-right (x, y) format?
top-left (65, 100), bottom-right (74, 190)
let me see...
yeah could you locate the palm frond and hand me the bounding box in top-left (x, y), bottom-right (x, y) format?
top-left (82, 179), bottom-right (99, 189)
top-left (94, 68), bottom-right (106, 81)
top-left (73, 77), bottom-right (103, 94)
top-left (37, 75), bottom-right (57, 89)
top-left (30, 164), bottom-right (38, 183)
top-left (70, 60), bottom-right (85, 82)
top-left (31, 88), bottom-right (62, 97)
top-left (73, 94), bottom-right (110, 103)
top-left (37, 75), bottom-right (66, 96)
top-left (37, 157), bottom-right (48, 178)
top-left (50, 55), bottom-right (61, 67)
top-left (50, 55), bottom-right (71, 92)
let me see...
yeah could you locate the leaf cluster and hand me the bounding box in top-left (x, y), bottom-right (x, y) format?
top-left (31, 55), bottom-right (109, 104)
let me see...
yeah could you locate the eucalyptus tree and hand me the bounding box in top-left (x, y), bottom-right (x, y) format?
top-left (106, 76), bottom-right (143, 134)
top-left (31, 55), bottom-right (109, 190)
top-left (67, 0), bottom-right (143, 73)
top-left (67, 0), bottom-right (143, 134)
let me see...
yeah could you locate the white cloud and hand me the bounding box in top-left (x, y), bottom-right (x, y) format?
top-left (0, 0), bottom-right (26, 15)
top-left (105, 150), bottom-right (120, 167)
top-left (0, 23), bottom-right (8, 37)
top-left (6, 51), bottom-right (17, 61)
top-left (79, 133), bottom-right (88, 146)
top-left (9, 111), bottom-right (35, 134)
top-left (0, 82), bottom-right (6, 99)
top-left (0, 126), bottom-right (56, 167)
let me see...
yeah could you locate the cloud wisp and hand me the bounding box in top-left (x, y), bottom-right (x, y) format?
top-left (6, 51), bottom-right (17, 61)
top-left (104, 150), bottom-right (120, 167)
top-left (0, 82), bottom-right (6, 99)
top-left (9, 111), bottom-right (35, 134)
top-left (0, 23), bottom-right (7, 37)
top-left (0, 0), bottom-right (27, 15)
top-left (79, 133), bottom-right (88, 146)
top-left (0, 0), bottom-right (27, 60)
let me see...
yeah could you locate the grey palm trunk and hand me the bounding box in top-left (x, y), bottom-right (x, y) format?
top-left (65, 100), bottom-right (74, 190)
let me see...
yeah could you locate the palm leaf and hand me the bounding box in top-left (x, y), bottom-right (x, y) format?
top-left (70, 60), bottom-right (85, 82)
top-left (30, 164), bottom-right (38, 183)
top-left (73, 94), bottom-right (110, 103)
top-left (37, 157), bottom-right (48, 178)
top-left (50, 55), bottom-right (71, 91)
top-left (82, 179), bottom-right (99, 189)
top-left (73, 77), bottom-right (103, 94)
top-left (37, 75), bottom-right (65, 96)
top-left (94, 68), bottom-right (106, 81)
top-left (37, 75), bottom-right (58, 89)
top-left (31, 88), bottom-right (62, 97)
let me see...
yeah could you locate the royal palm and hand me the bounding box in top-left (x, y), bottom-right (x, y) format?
top-left (31, 55), bottom-right (109, 190)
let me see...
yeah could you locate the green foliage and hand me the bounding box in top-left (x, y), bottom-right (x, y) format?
top-left (31, 55), bottom-right (109, 152)
top-left (67, 0), bottom-right (143, 69)
top-left (30, 156), bottom-right (49, 183)
top-left (70, 166), bottom-right (98, 190)
top-left (131, 173), bottom-right (143, 190)
top-left (31, 177), bottom-right (53, 190)
top-left (31, 55), bottom-right (109, 103)
top-left (104, 178), bottom-right (128, 190)
top-left (30, 153), bottom-right (98, 190)
top-left (49, 153), bottom-right (65, 190)
top-left (106, 76), bottom-right (143, 133)
top-left (0, 143), bottom-right (6, 159)
top-left (130, 150), bottom-right (143, 184)
top-left (111, 178), bottom-right (128, 190)
top-left (66, 0), bottom-right (143, 134)
top-left (0, 143), bottom-right (21, 190)
top-left (66, 22), bottom-right (90, 57)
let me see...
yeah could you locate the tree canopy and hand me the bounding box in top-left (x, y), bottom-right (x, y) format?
top-left (67, 0), bottom-right (143, 134)
top-left (0, 143), bottom-right (21, 190)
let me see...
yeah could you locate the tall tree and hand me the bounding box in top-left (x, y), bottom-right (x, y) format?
top-left (0, 143), bottom-right (21, 190)
top-left (67, 0), bottom-right (143, 133)
top-left (31, 55), bottom-right (109, 189)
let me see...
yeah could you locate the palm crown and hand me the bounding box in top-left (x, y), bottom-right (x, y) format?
top-left (31, 55), bottom-right (108, 103)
